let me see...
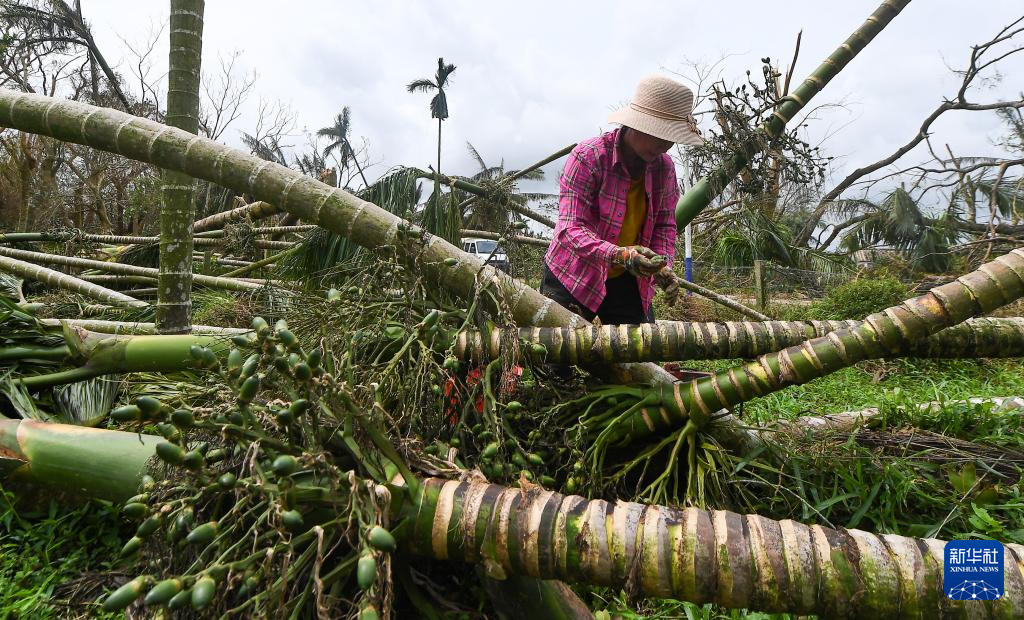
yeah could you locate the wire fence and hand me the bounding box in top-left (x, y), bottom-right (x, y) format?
top-left (693, 264), bottom-right (849, 299)
top-left (692, 261), bottom-right (926, 302)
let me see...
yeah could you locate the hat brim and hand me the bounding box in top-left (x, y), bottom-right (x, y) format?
top-left (608, 106), bottom-right (704, 146)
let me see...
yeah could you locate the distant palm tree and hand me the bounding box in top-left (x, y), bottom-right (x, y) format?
top-left (406, 58), bottom-right (457, 184)
top-left (462, 142), bottom-right (554, 230)
top-left (295, 149), bottom-right (328, 179)
top-left (240, 132), bottom-right (288, 167)
top-left (317, 107), bottom-right (369, 189)
top-left (842, 187), bottom-right (961, 273)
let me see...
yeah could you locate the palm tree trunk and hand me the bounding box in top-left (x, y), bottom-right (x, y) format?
top-left (455, 317), bottom-right (1024, 364)
top-left (193, 201), bottom-right (280, 232)
top-left (14, 326), bottom-right (222, 389)
top-left (0, 419), bottom-right (159, 501)
top-left (219, 246), bottom-right (297, 277)
top-left (158, 0), bottom-right (204, 334)
top-left (604, 248), bottom-right (1024, 446)
top-left (408, 477), bottom-right (1024, 619)
top-left (0, 246), bottom-right (265, 292)
top-left (0, 231), bottom-right (307, 246)
top-left (352, 149), bottom-right (370, 189)
top-left (460, 229), bottom-right (551, 248)
top-left (39, 318), bottom-right (246, 335)
top-left (672, 276), bottom-right (770, 320)
top-left (776, 395), bottom-right (1024, 435)
top-left (0, 253), bottom-right (147, 307)
top-left (677, 0), bottom-right (912, 231)
top-left (1, 421), bottom-right (1021, 618)
top-left (78, 275), bottom-right (157, 285)
top-left (434, 118), bottom-right (444, 239)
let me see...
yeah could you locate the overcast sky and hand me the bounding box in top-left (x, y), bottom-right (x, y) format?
top-left (81, 1), bottom-right (1024, 200)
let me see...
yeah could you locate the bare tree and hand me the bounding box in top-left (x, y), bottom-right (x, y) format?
top-left (200, 51), bottom-right (256, 141)
top-left (118, 20), bottom-right (167, 118)
top-left (794, 17), bottom-right (1024, 248)
top-left (0, 0), bottom-right (131, 108)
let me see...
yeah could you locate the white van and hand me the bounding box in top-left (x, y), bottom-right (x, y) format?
top-left (462, 238), bottom-right (510, 272)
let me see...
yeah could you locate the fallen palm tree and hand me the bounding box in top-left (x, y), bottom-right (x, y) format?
top-left (0, 231), bottom-right (297, 251)
top-left (0, 417), bottom-right (1021, 618)
top-left (0, 246), bottom-right (268, 293)
top-left (671, 276), bottom-right (772, 320)
top-left (8, 325), bottom-right (220, 390)
top-left (778, 395), bottom-right (1024, 434)
top-left (193, 200), bottom-right (280, 232)
top-left (44, 315), bottom-right (1024, 361)
top-left (578, 249), bottom-right (1024, 452)
top-left (78, 274), bottom-right (157, 286)
top-left (1, 320), bottom-right (1022, 619)
top-left (0, 254), bottom-right (148, 308)
top-left (454, 317), bottom-right (1024, 364)
top-left (38, 317), bottom-right (247, 335)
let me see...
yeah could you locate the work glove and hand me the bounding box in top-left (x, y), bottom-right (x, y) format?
top-left (655, 266), bottom-right (681, 306)
top-left (611, 245), bottom-right (665, 278)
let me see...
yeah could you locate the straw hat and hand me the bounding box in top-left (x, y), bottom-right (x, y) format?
top-left (608, 75), bottom-right (704, 146)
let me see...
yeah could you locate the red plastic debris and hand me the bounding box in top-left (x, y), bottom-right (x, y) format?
top-left (443, 365), bottom-right (523, 424)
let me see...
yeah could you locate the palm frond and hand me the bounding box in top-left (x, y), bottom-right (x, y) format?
top-left (883, 187), bottom-right (924, 246)
top-left (240, 132), bottom-right (288, 166)
top-left (296, 150), bottom-right (328, 177)
top-left (115, 242), bottom-right (160, 268)
top-left (320, 138), bottom-right (343, 160)
top-left (430, 91), bottom-right (449, 121)
top-left (406, 79), bottom-right (436, 94)
top-left (790, 246), bottom-right (852, 275)
top-left (842, 188), bottom-right (963, 273)
top-left (0, 273), bottom-right (24, 302)
top-left (435, 58), bottom-right (457, 86)
top-left (279, 168), bottom-right (423, 282)
top-left (508, 168), bottom-right (546, 182)
top-left (52, 375), bottom-right (118, 426)
top-left (0, 374), bottom-right (44, 421)
top-left (712, 206), bottom-right (797, 268)
top-left (420, 185), bottom-right (461, 243)
top-left (825, 198), bottom-right (879, 219)
top-left (466, 141), bottom-right (488, 172)
top-left (973, 176), bottom-right (1024, 219)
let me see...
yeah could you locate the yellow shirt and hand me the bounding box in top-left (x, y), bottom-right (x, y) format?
top-left (607, 176), bottom-right (648, 278)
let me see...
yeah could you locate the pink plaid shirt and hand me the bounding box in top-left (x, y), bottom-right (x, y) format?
top-left (544, 128), bottom-right (679, 312)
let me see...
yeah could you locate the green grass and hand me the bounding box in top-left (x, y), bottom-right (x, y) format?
top-left (0, 487), bottom-right (124, 619)
top-left (681, 357), bottom-right (1024, 424)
